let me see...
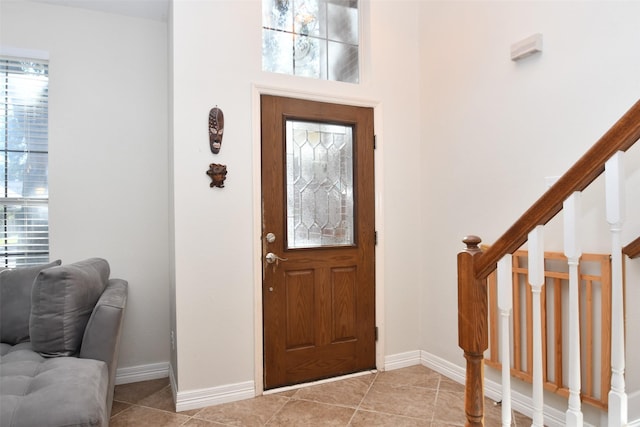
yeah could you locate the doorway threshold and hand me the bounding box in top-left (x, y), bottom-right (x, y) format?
top-left (262, 369), bottom-right (378, 395)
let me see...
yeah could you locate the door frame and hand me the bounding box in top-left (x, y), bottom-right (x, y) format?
top-left (251, 84), bottom-right (386, 394)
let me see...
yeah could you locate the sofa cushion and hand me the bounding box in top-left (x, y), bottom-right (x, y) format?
top-left (0, 260), bottom-right (62, 345)
top-left (30, 258), bottom-right (110, 357)
top-left (0, 344), bottom-right (108, 427)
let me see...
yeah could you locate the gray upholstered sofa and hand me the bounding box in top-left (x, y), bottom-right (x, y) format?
top-left (0, 258), bottom-right (128, 427)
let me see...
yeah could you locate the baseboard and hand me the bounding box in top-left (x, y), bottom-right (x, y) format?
top-left (174, 380), bottom-right (255, 412)
top-left (629, 390), bottom-right (640, 426)
top-left (418, 350), bottom-right (601, 427)
top-left (115, 362), bottom-right (170, 385)
top-left (384, 350), bottom-right (421, 371)
top-left (125, 355), bottom-right (640, 425)
top-left (166, 361), bottom-right (255, 412)
top-left (420, 350), bottom-right (466, 384)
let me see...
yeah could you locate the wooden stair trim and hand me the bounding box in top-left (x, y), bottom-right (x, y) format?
top-left (475, 99), bottom-right (640, 280)
top-left (623, 236), bottom-right (640, 259)
top-left (458, 99), bottom-right (640, 426)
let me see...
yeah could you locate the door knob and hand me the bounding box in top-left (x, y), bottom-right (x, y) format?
top-left (265, 252), bottom-right (288, 264)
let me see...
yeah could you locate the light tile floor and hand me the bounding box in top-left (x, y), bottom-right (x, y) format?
top-left (110, 365), bottom-right (532, 426)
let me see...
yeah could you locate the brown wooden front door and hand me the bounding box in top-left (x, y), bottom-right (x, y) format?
top-left (261, 95), bottom-right (376, 390)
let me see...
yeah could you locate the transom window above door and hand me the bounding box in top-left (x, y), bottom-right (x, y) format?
top-left (262, 0), bottom-right (360, 83)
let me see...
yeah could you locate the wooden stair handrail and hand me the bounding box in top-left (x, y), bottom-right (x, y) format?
top-left (459, 99), bottom-right (640, 427)
top-left (623, 236), bottom-right (640, 259)
top-left (475, 99), bottom-right (640, 280)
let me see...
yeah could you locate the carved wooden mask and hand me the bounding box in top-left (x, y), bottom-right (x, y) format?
top-left (208, 107), bottom-right (224, 154)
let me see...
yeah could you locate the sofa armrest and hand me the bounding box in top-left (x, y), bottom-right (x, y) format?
top-left (79, 278), bottom-right (128, 418)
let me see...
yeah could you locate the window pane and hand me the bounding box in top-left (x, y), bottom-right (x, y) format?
top-left (294, 35), bottom-right (326, 79)
top-left (262, 0), bottom-right (359, 83)
top-left (1, 56), bottom-right (49, 267)
top-left (5, 151), bottom-right (48, 198)
top-left (328, 41), bottom-right (358, 83)
top-left (263, 0), bottom-right (293, 32)
top-left (263, 28), bottom-right (294, 75)
top-left (327, 1), bottom-right (358, 44)
top-left (286, 120), bottom-right (354, 249)
top-left (293, 0), bottom-right (322, 38)
top-left (3, 66), bottom-right (49, 152)
top-left (1, 203), bottom-right (49, 267)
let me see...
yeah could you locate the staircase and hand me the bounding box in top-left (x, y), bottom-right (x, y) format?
top-left (623, 237), bottom-right (640, 259)
top-left (457, 99), bottom-right (640, 427)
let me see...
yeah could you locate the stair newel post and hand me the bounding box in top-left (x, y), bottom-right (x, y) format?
top-left (458, 235), bottom-right (488, 427)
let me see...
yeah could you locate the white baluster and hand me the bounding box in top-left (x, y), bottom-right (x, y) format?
top-left (564, 192), bottom-right (583, 427)
top-left (529, 225), bottom-right (545, 427)
top-left (606, 151), bottom-right (627, 427)
top-left (498, 254), bottom-right (513, 427)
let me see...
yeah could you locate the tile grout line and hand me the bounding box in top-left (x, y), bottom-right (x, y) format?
top-left (346, 371), bottom-right (378, 426)
top-left (432, 374), bottom-right (441, 425)
top-left (262, 391), bottom-right (295, 426)
top-left (109, 403), bottom-right (135, 422)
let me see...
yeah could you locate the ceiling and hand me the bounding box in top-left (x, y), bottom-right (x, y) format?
top-left (30, 0), bottom-right (169, 22)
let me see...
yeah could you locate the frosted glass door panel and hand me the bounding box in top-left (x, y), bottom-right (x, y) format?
top-left (286, 120), bottom-right (354, 249)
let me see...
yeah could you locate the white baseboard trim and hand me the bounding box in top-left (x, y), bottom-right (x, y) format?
top-left (384, 350), bottom-right (422, 371)
top-left (115, 362), bottom-right (170, 385)
top-left (420, 350), bottom-right (465, 384)
top-left (629, 390), bottom-right (640, 426)
top-left (128, 355), bottom-right (640, 426)
top-left (418, 350), bottom-right (601, 427)
top-left (175, 380), bottom-right (255, 412)
top-left (167, 362), bottom-right (255, 412)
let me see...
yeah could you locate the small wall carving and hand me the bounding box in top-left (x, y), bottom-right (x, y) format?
top-left (206, 163), bottom-right (227, 188)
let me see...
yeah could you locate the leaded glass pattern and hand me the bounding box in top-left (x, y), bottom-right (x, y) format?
top-left (286, 120), bottom-right (354, 249)
top-left (262, 0), bottom-right (359, 83)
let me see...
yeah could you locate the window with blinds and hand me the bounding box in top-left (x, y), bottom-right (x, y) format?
top-left (0, 56), bottom-right (50, 267)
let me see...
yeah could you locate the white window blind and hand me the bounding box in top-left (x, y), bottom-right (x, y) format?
top-left (0, 56), bottom-right (50, 267)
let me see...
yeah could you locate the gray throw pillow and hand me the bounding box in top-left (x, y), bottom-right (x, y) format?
top-left (0, 260), bottom-right (62, 345)
top-left (30, 258), bottom-right (110, 357)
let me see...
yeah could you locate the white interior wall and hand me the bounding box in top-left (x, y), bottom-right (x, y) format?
top-left (418, 0), bottom-right (640, 417)
top-left (0, 0), bottom-right (170, 371)
top-left (170, 0), bottom-right (423, 392)
top-left (3, 0), bottom-right (639, 417)
top-left (167, 0), bottom-right (178, 386)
